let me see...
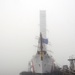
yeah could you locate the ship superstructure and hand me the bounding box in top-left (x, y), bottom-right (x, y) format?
top-left (68, 55), bottom-right (75, 71)
top-left (28, 10), bottom-right (55, 73)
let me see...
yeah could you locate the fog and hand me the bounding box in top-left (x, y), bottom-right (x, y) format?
top-left (0, 0), bottom-right (75, 75)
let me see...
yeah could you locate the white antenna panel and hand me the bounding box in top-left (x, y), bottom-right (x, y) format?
top-left (40, 10), bottom-right (46, 38)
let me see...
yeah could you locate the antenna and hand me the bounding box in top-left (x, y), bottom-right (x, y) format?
top-left (40, 10), bottom-right (46, 38)
top-left (40, 33), bottom-right (43, 51)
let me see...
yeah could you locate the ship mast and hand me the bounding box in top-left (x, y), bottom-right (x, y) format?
top-left (39, 10), bottom-right (47, 60)
top-left (38, 10), bottom-right (47, 52)
top-left (40, 33), bottom-right (43, 51)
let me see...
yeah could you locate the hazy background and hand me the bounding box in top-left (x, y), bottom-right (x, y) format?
top-left (0, 0), bottom-right (75, 75)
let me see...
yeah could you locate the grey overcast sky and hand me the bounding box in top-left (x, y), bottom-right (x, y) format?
top-left (0, 0), bottom-right (75, 75)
